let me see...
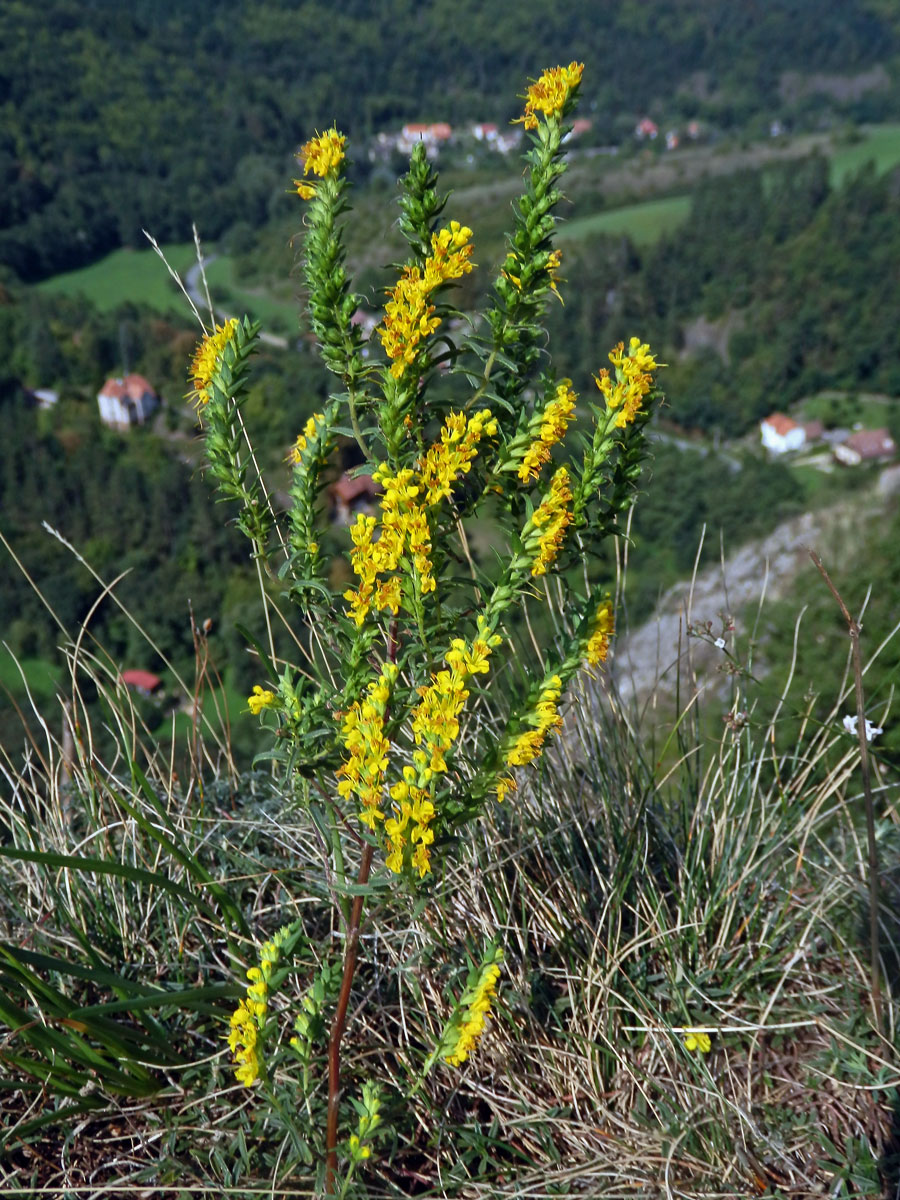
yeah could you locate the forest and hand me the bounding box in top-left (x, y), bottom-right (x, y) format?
top-left (2, 0), bottom-right (900, 279)
top-left (3, 1), bottom-right (900, 758)
top-left (5, 136), bottom-right (900, 760)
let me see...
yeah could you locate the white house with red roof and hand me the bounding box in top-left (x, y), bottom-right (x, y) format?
top-left (398, 122), bottom-right (454, 155)
top-left (760, 412), bottom-right (806, 455)
top-left (635, 117), bottom-right (659, 140)
top-left (98, 374), bottom-right (159, 430)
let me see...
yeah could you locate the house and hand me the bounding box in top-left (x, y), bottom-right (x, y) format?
top-left (98, 374), bottom-right (158, 430)
top-left (562, 117), bottom-right (593, 144)
top-left (471, 122), bottom-right (498, 143)
top-left (833, 428), bottom-right (897, 466)
top-left (398, 122), bottom-right (453, 155)
top-left (28, 387), bottom-right (59, 410)
top-left (328, 472), bottom-right (380, 525)
top-left (760, 413), bottom-right (805, 454)
top-left (802, 419), bottom-right (824, 443)
top-left (121, 669), bottom-right (163, 696)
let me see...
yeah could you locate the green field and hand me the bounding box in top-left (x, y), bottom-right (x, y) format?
top-left (36, 241), bottom-right (198, 317)
top-left (557, 194), bottom-right (692, 246)
top-left (33, 124), bottom-right (900, 320)
top-left (799, 388), bottom-right (895, 428)
top-left (829, 122), bottom-right (900, 183)
top-left (0, 650), bottom-right (63, 704)
top-left (202, 256), bottom-right (299, 335)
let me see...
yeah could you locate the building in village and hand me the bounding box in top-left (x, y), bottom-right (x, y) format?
top-left (120, 669), bottom-right (163, 696)
top-left (833, 428), bottom-right (897, 466)
top-left (760, 413), bottom-right (806, 454)
top-left (98, 374), bottom-right (159, 430)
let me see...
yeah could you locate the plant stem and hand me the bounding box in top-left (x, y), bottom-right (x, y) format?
top-left (809, 549), bottom-right (882, 1033)
top-left (325, 624), bottom-right (398, 1193)
top-left (325, 841), bottom-right (373, 1194)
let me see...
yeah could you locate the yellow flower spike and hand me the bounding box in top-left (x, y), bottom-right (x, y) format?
top-left (226, 924), bottom-right (294, 1088)
top-left (248, 685), bottom-right (276, 715)
top-left (297, 127), bottom-right (346, 180)
top-left (585, 599), bottom-right (615, 669)
top-left (444, 950), bottom-right (504, 1067)
top-left (517, 381), bottom-right (577, 483)
top-left (378, 223), bottom-right (474, 377)
top-left (515, 62), bottom-right (584, 131)
top-left (188, 318), bottom-right (239, 407)
top-left (594, 338), bottom-right (662, 429)
top-left (529, 467), bottom-right (574, 576)
top-left (336, 663), bottom-right (398, 831)
top-left (504, 675), bottom-right (564, 768)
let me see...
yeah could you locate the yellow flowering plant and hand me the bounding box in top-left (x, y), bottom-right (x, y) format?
top-left (191, 64), bottom-right (662, 1194)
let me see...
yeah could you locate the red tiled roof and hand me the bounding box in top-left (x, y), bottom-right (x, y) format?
top-left (331, 473), bottom-right (379, 504)
top-left (100, 374), bottom-right (157, 400)
top-left (762, 413), bottom-right (799, 435)
top-left (123, 373), bottom-right (156, 399)
top-left (844, 428), bottom-right (896, 459)
top-left (121, 669), bottom-right (162, 691)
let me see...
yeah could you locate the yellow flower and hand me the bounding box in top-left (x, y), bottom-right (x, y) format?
top-left (585, 598), bottom-right (614, 668)
top-left (419, 408), bottom-right (497, 505)
top-left (546, 248), bottom-right (564, 302)
top-left (294, 127), bottom-right (346, 197)
top-left (228, 999), bottom-right (261, 1086)
top-left (378, 222), bottom-right (474, 378)
top-left (494, 775), bottom-right (517, 803)
top-left (517, 381), bottom-right (576, 482)
top-left (505, 675), bottom-right (563, 767)
top-left (594, 337), bottom-right (660, 429)
top-left (683, 1029), bottom-right (712, 1054)
top-left (288, 412), bottom-right (325, 464)
top-left (424, 220), bottom-right (475, 288)
top-left (348, 1134), bottom-right (371, 1161)
top-left (515, 62), bottom-right (584, 131)
top-left (188, 318), bottom-right (239, 407)
top-left (336, 663), bottom-right (398, 830)
top-left (444, 950), bottom-right (503, 1067)
top-left (529, 467), bottom-right (573, 576)
top-left (248, 685), bottom-right (276, 715)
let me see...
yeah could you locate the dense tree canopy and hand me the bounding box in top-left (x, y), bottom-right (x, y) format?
top-left (2, 0), bottom-right (899, 279)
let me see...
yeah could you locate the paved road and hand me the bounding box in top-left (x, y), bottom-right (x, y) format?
top-left (647, 428), bottom-right (742, 474)
top-left (184, 255), bottom-right (289, 350)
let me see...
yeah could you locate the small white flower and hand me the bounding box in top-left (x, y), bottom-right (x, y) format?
top-left (714, 637), bottom-right (726, 650)
top-left (842, 714), bottom-right (884, 742)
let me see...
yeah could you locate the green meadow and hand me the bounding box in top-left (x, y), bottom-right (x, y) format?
top-left (36, 242), bottom-right (198, 317)
top-left (557, 193), bottom-right (692, 246)
top-left (32, 124), bottom-right (900, 321)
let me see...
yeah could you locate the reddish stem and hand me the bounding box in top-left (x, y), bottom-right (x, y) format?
top-left (325, 625), bottom-right (397, 1192)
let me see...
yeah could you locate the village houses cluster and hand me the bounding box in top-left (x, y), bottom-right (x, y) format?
top-left (760, 412), bottom-right (897, 466)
